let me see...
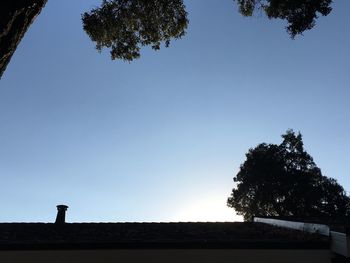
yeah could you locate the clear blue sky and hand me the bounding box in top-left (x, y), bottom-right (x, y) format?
top-left (0, 0), bottom-right (349, 223)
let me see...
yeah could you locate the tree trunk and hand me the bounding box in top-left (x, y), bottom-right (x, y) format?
top-left (0, 0), bottom-right (47, 79)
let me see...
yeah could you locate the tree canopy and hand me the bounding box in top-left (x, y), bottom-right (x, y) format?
top-left (0, 0), bottom-right (336, 77)
top-left (81, 0), bottom-right (334, 62)
top-left (227, 130), bottom-right (350, 221)
top-left (82, 0), bottom-right (188, 61)
top-left (236, 0), bottom-right (333, 38)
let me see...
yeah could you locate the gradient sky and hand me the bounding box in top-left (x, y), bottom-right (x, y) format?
top-left (0, 0), bottom-right (349, 223)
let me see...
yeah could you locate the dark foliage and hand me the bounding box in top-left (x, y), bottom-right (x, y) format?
top-left (0, 0), bottom-right (335, 76)
top-left (81, 0), bottom-right (333, 62)
top-left (235, 0), bottom-right (333, 37)
top-left (82, 0), bottom-right (188, 61)
top-left (227, 130), bottom-right (350, 221)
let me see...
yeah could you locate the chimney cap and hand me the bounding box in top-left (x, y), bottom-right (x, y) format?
top-left (56, 205), bottom-right (68, 210)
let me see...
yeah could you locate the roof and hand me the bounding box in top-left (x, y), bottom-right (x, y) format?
top-left (0, 222), bottom-right (328, 250)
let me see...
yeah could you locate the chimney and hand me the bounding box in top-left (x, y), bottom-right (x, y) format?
top-left (55, 205), bottom-right (68, 224)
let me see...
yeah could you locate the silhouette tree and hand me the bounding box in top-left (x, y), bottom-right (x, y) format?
top-left (0, 0), bottom-right (335, 77)
top-left (235, 0), bottom-right (333, 38)
top-left (82, 0), bottom-right (188, 61)
top-left (227, 130), bottom-right (350, 221)
top-left (81, 0), bottom-right (334, 62)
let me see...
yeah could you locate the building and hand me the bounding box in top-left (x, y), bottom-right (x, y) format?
top-left (0, 205), bottom-right (346, 263)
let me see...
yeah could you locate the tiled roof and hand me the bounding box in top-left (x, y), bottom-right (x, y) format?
top-left (0, 222), bottom-right (328, 250)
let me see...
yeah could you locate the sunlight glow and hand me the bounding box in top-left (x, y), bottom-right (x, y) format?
top-left (173, 196), bottom-right (243, 222)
